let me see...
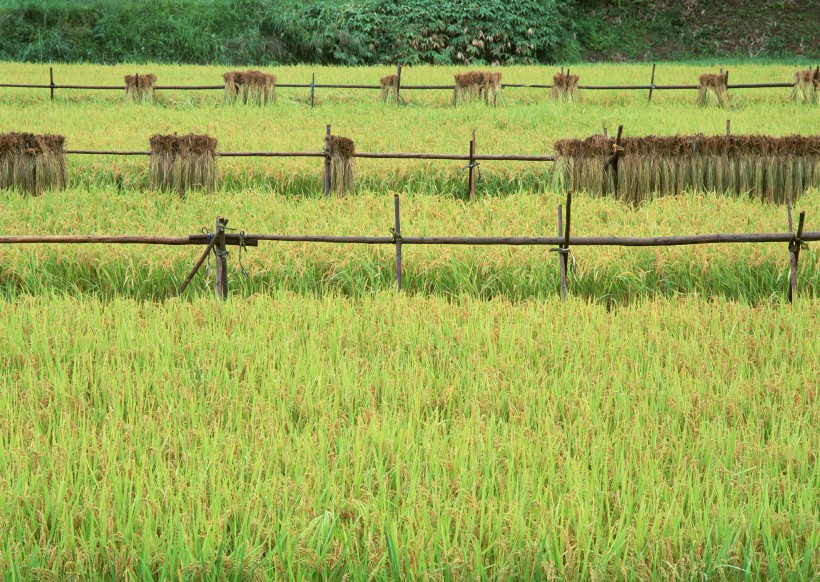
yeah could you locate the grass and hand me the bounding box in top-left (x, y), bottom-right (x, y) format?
top-left (0, 61), bottom-right (818, 580)
top-left (0, 293), bottom-right (817, 579)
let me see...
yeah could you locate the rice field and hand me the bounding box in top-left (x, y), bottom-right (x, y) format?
top-left (0, 61), bottom-right (818, 580)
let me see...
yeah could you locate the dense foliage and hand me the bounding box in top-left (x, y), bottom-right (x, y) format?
top-left (0, 0), bottom-right (816, 65)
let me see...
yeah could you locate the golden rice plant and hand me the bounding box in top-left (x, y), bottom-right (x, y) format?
top-left (124, 73), bottom-right (157, 103)
top-left (791, 67), bottom-right (819, 105)
top-left (697, 73), bottom-right (729, 107)
top-left (223, 70), bottom-right (277, 105)
top-left (324, 135), bottom-right (355, 196)
top-left (554, 134), bottom-right (820, 205)
top-left (0, 132), bottom-right (66, 195)
top-left (149, 133), bottom-right (217, 194)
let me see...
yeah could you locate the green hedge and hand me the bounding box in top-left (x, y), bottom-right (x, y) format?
top-left (0, 0), bottom-right (816, 65)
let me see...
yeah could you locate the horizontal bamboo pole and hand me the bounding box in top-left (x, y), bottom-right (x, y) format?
top-left (63, 150), bottom-right (556, 161)
top-left (243, 231), bottom-right (820, 247)
top-left (0, 234), bottom-right (257, 246)
top-left (0, 81), bottom-right (796, 91)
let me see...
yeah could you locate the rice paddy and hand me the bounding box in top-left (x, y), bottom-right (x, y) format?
top-left (0, 61), bottom-right (817, 580)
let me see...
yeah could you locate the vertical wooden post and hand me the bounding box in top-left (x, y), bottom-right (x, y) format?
top-left (787, 200), bottom-right (805, 304)
top-left (215, 216), bottom-right (228, 300)
top-left (323, 124), bottom-right (331, 198)
top-left (612, 125), bottom-right (623, 195)
top-left (394, 194), bottom-right (402, 291)
top-left (395, 64), bottom-right (403, 105)
top-left (468, 129), bottom-right (476, 200)
top-left (49, 67), bottom-right (54, 101)
top-left (726, 119), bottom-right (731, 136)
top-left (602, 125), bottom-right (608, 138)
top-left (310, 72), bottom-right (315, 108)
top-left (557, 203), bottom-right (567, 301)
top-left (648, 63), bottom-right (656, 101)
top-left (561, 191), bottom-right (573, 300)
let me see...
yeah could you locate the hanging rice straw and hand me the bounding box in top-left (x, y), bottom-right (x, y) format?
top-left (380, 74), bottom-right (399, 103)
top-left (554, 134), bottom-right (820, 205)
top-left (0, 132), bottom-right (66, 195)
top-left (697, 73), bottom-right (729, 107)
top-left (324, 135), bottom-right (355, 196)
top-left (791, 68), bottom-right (819, 105)
top-left (223, 71), bottom-right (277, 105)
top-left (124, 73), bottom-right (157, 103)
top-left (149, 133), bottom-right (217, 195)
top-left (551, 72), bottom-right (580, 102)
top-left (452, 71), bottom-right (502, 106)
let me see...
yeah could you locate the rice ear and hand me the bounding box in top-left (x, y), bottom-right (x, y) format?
top-left (223, 71), bottom-right (276, 106)
top-left (697, 73), bottom-right (729, 108)
top-left (124, 74), bottom-right (157, 104)
top-left (452, 71), bottom-right (502, 106)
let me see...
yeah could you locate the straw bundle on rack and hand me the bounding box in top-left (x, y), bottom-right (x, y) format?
top-left (791, 68), bottom-right (819, 105)
top-left (697, 73), bottom-right (729, 107)
top-left (324, 135), bottom-right (355, 196)
top-left (551, 71), bottom-right (580, 102)
top-left (554, 134), bottom-right (820, 205)
top-left (380, 74), bottom-right (399, 103)
top-left (149, 133), bottom-right (217, 194)
top-left (452, 71), bottom-right (502, 106)
top-left (223, 70), bottom-right (277, 105)
top-left (124, 73), bottom-right (157, 103)
top-left (0, 132), bottom-right (66, 195)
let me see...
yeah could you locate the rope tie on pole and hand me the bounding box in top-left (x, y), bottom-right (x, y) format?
top-left (390, 227), bottom-right (402, 243)
top-left (549, 246), bottom-right (577, 274)
top-left (788, 235), bottom-right (808, 253)
top-left (461, 161), bottom-right (482, 185)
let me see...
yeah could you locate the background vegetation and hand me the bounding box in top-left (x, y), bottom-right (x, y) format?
top-left (0, 0), bottom-right (817, 65)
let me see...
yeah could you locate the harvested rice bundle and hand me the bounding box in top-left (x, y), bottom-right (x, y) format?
top-left (223, 70), bottom-right (277, 105)
top-left (324, 135), bottom-right (355, 196)
top-left (551, 71), bottom-right (580, 102)
top-left (452, 71), bottom-right (502, 106)
top-left (554, 134), bottom-right (820, 205)
top-left (124, 73), bottom-right (157, 103)
top-left (0, 132), bottom-right (66, 195)
top-left (380, 74), bottom-right (399, 103)
top-left (697, 73), bottom-right (729, 107)
top-left (149, 133), bottom-right (217, 195)
top-left (791, 68), bottom-right (819, 105)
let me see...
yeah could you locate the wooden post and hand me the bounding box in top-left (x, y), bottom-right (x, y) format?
top-left (394, 194), bottom-right (402, 291)
top-left (395, 64), bottom-right (403, 105)
top-left (726, 119), bottom-right (731, 136)
top-left (602, 125), bottom-right (608, 138)
top-left (49, 67), bottom-right (54, 101)
top-left (323, 124), bottom-right (331, 198)
top-left (468, 129), bottom-right (476, 200)
top-left (787, 199), bottom-right (805, 304)
top-left (214, 216), bottom-right (228, 300)
top-left (561, 191), bottom-right (573, 300)
top-left (557, 203), bottom-right (567, 300)
top-left (310, 72), bottom-right (315, 108)
top-left (648, 63), bottom-right (656, 101)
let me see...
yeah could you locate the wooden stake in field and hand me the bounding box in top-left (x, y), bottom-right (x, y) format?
top-left (697, 72), bottom-right (729, 107)
top-left (149, 133), bottom-right (217, 194)
top-left (791, 67), bottom-right (819, 105)
top-left (223, 70), bottom-right (277, 105)
top-left (124, 73), bottom-right (157, 103)
top-left (324, 134), bottom-right (355, 196)
top-left (554, 133), bottom-right (820, 205)
top-left (551, 70), bottom-right (580, 102)
top-left (0, 132), bottom-right (67, 195)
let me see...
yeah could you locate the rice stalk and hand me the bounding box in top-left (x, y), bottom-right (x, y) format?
top-left (551, 71), bottom-right (580, 102)
top-left (124, 73), bottom-right (157, 104)
top-left (324, 135), bottom-right (355, 196)
top-left (149, 133), bottom-right (217, 195)
top-left (697, 73), bottom-right (729, 108)
top-left (554, 133), bottom-right (820, 204)
top-left (223, 71), bottom-right (277, 106)
top-left (379, 74), bottom-right (399, 103)
top-left (452, 71), bottom-right (502, 106)
top-left (790, 68), bottom-right (819, 105)
top-left (0, 132), bottom-right (66, 195)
